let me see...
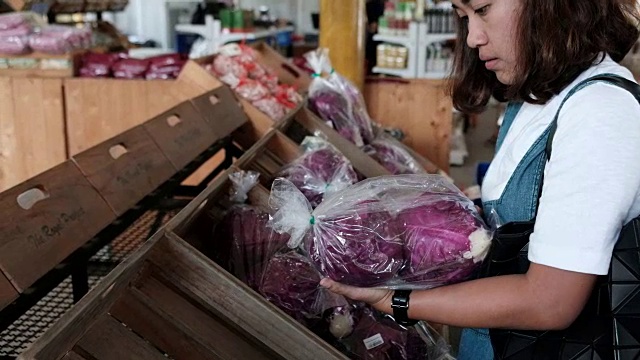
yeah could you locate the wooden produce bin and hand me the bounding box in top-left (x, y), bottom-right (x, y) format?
top-left (363, 78), bottom-right (453, 172)
top-left (0, 77), bottom-right (66, 192)
top-left (19, 230), bottom-right (345, 360)
top-left (64, 61), bottom-right (221, 156)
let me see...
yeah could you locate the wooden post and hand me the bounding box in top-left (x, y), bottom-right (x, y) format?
top-left (319, 0), bottom-right (366, 90)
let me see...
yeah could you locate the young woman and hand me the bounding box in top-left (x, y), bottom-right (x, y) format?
top-left (321, 1), bottom-right (640, 358)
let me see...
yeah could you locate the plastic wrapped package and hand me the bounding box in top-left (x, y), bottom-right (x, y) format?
top-left (269, 174), bottom-right (492, 289)
top-left (337, 307), bottom-right (453, 360)
top-left (278, 137), bottom-right (359, 208)
top-left (36, 25), bottom-right (92, 50)
top-left (145, 63), bottom-right (185, 80)
top-left (0, 36), bottom-right (30, 55)
top-left (252, 96), bottom-right (286, 120)
top-left (235, 78), bottom-right (270, 101)
top-left (148, 53), bottom-right (184, 71)
top-left (274, 84), bottom-right (304, 108)
top-left (209, 171), bottom-right (290, 289)
top-left (321, 51), bottom-right (376, 144)
top-left (363, 135), bottom-right (427, 175)
top-left (0, 13), bottom-right (30, 31)
top-left (211, 54), bottom-right (248, 79)
top-left (113, 58), bottom-right (149, 79)
top-left (260, 72), bottom-right (280, 92)
top-left (259, 251), bottom-right (347, 323)
top-left (306, 49), bottom-right (375, 146)
top-left (28, 34), bottom-right (72, 54)
top-left (0, 24), bottom-right (32, 38)
top-left (79, 52), bottom-right (123, 78)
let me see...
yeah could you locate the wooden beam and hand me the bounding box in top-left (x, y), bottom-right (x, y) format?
top-left (319, 0), bottom-right (366, 90)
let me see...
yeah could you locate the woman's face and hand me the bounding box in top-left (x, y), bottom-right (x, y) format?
top-left (452, 0), bottom-right (522, 85)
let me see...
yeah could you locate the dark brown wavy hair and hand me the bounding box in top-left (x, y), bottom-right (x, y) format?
top-left (450, 0), bottom-right (640, 113)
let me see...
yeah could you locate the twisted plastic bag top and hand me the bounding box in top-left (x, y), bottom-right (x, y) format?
top-left (229, 170), bottom-right (260, 204)
top-left (305, 49), bottom-right (365, 147)
top-left (278, 136), bottom-right (358, 208)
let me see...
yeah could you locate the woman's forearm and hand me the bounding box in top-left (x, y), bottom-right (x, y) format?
top-left (375, 265), bottom-right (596, 330)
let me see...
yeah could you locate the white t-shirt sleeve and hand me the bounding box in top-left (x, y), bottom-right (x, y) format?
top-left (528, 83), bottom-right (640, 275)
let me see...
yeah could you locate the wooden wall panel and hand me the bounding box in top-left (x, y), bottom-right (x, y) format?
top-left (363, 78), bottom-right (452, 172)
top-left (0, 77), bottom-right (66, 192)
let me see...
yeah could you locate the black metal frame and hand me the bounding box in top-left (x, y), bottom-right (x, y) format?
top-left (0, 137), bottom-right (243, 339)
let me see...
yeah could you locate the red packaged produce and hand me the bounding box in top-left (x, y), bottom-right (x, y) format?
top-left (252, 96), bottom-right (286, 120)
top-left (113, 58), bottom-right (149, 79)
top-left (236, 78), bottom-right (270, 101)
top-left (148, 53), bottom-right (184, 71)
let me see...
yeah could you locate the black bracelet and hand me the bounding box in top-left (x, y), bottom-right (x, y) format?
top-left (391, 290), bottom-right (418, 326)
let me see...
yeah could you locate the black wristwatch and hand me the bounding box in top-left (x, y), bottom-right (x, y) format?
top-left (391, 290), bottom-right (418, 326)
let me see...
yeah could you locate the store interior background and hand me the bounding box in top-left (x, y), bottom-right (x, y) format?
top-left (101, 0), bottom-right (496, 187)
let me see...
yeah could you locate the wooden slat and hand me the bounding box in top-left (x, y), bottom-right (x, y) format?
top-left (0, 161), bottom-right (116, 292)
top-left (111, 271), bottom-right (276, 360)
top-left (72, 126), bottom-right (176, 216)
top-left (319, 0), bottom-right (366, 90)
top-left (148, 233), bottom-right (347, 360)
top-left (61, 351), bottom-right (87, 360)
top-left (144, 101), bottom-right (217, 170)
top-left (75, 315), bottom-right (167, 360)
top-left (291, 109), bottom-right (390, 178)
top-left (0, 77), bottom-right (66, 192)
top-left (0, 271), bottom-right (18, 310)
top-left (190, 86), bottom-right (249, 139)
top-left (363, 79), bottom-right (453, 172)
top-left (18, 232), bottom-right (163, 360)
top-left (251, 42), bottom-right (312, 93)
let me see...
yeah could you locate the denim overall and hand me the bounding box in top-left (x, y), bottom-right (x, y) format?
top-left (456, 75), bottom-right (622, 359)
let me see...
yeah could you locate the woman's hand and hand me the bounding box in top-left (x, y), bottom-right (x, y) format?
top-left (320, 278), bottom-right (394, 313)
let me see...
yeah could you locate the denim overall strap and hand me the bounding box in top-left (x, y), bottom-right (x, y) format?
top-left (460, 73), bottom-right (626, 360)
top-left (495, 102), bottom-right (524, 152)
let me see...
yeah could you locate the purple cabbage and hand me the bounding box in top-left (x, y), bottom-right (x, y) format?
top-left (309, 89), bottom-right (365, 147)
top-left (396, 194), bottom-right (490, 285)
top-left (259, 252), bottom-right (323, 322)
top-left (340, 307), bottom-right (423, 360)
top-left (307, 200), bottom-right (404, 287)
top-left (363, 140), bottom-right (426, 175)
top-left (212, 206), bottom-right (289, 290)
top-left (279, 148), bottom-right (358, 208)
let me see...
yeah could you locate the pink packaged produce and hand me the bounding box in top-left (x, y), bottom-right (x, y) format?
top-left (0, 36), bottom-right (30, 55)
top-left (0, 13), bottom-right (30, 31)
top-left (112, 58), bottom-right (149, 79)
top-left (148, 53), bottom-right (184, 71)
top-left (252, 96), bottom-right (286, 120)
top-left (79, 52), bottom-right (124, 78)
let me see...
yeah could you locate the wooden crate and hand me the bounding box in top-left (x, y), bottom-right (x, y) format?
top-left (19, 231), bottom-right (346, 360)
top-left (0, 271), bottom-right (18, 310)
top-left (64, 60), bottom-right (222, 156)
top-left (251, 42), bottom-right (312, 92)
top-left (0, 160), bottom-right (116, 292)
top-left (0, 77), bottom-right (66, 192)
top-left (71, 126), bottom-right (176, 216)
top-left (363, 78), bottom-right (453, 172)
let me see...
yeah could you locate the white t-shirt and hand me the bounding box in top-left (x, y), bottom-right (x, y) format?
top-left (481, 54), bottom-right (640, 275)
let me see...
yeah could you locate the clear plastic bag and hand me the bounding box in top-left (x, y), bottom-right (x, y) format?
top-left (363, 133), bottom-right (427, 175)
top-left (331, 305), bottom-right (454, 360)
top-left (321, 50), bottom-right (376, 145)
top-left (112, 58), bottom-right (149, 79)
top-left (269, 174), bottom-right (492, 289)
top-left (277, 136), bottom-right (359, 208)
top-left (306, 50), bottom-right (365, 147)
top-left (259, 251), bottom-right (348, 324)
top-left (252, 96), bottom-right (286, 120)
top-left (0, 36), bottom-right (30, 55)
top-left (229, 170), bottom-right (260, 204)
top-left (210, 171), bottom-right (289, 289)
